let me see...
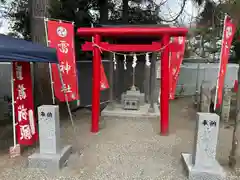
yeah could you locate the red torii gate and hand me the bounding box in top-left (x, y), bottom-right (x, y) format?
top-left (77, 27), bottom-right (188, 135)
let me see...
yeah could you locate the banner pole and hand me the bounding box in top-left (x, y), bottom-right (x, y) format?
top-left (11, 63), bottom-right (17, 147)
top-left (44, 17), bottom-right (55, 105)
top-left (56, 65), bottom-right (80, 155)
top-left (72, 21), bottom-right (80, 107)
top-left (214, 14), bottom-right (227, 111)
top-left (57, 65), bottom-right (73, 125)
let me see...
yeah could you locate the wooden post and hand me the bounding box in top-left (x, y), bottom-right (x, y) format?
top-left (115, 57), bottom-right (120, 101)
top-left (108, 53), bottom-right (114, 109)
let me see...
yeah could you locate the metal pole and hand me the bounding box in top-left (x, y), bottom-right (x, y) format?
top-left (161, 35), bottom-right (170, 135)
top-left (56, 65), bottom-right (74, 128)
top-left (11, 64), bottom-right (17, 147)
top-left (44, 18), bottom-right (55, 105)
top-left (72, 21), bottom-right (80, 107)
top-left (56, 65), bottom-right (80, 155)
top-left (92, 34), bottom-right (101, 133)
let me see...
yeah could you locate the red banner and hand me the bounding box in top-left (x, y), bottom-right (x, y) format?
top-left (100, 63), bottom-right (109, 90)
top-left (234, 80), bottom-right (238, 92)
top-left (215, 15), bottom-right (235, 108)
top-left (46, 20), bottom-right (79, 102)
top-left (169, 36), bottom-right (186, 99)
top-left (12, 62), bottom-right (37, 145)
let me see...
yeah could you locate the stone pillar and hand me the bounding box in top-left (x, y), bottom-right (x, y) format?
top-left (200, 81), bottom-right (211, 112)
top-left (28, 105), bottom-right (72, 172)
top-left (181, 113), bottom-right (226, 179)
top-left (144, 60), bottom-right (151, 103)
top-left (149, 53), bottom-right (157, 113)
top-left (221, 88), bottom-right (232, 124)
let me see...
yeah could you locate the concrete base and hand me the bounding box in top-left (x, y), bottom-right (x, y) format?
top-left (101, 103), bottom-right (159, 120)
top-left (28, 145), bottom-right (72, 172)
top-left (181, 153), bottom-right (226, 180)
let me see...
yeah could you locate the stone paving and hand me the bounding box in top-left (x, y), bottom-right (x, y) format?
top-left (0, 98), bottom-right (240, 180)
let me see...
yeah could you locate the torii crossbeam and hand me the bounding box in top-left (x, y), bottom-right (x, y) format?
top-left (77, 26), bottom-right (188, 135)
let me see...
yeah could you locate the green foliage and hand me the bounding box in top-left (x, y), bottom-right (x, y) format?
top-left (193, 0), bottom-right (204, 5)
top-left (48, 0), bottom-right (96, 59)
top-left (109, 1), bottom-right (161, 24)
top-left (7, 0), bottom-right (162, 38)
top-left (6, 0), bottom-right (162, 59)
top-left (197, 1), bottom-right (222, 29)
top-left (232, 25), bottom-right (240, 62)
top-left (193, 0), bottom-right (240, 60)
top-left (7, 0), bottom-right (30, 39)
top-left (49, 0), bottom-right (94, 27)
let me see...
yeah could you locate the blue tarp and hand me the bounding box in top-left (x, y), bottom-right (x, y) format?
top-left (0, 34), bottom-right (58, 63)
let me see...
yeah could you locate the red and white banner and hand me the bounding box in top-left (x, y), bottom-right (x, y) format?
top-left (12, 62), bottom-right (37, 145)
top-left (100, 63), bottom-right (109, 90)
top-left (215, 15), bottom-right (236, 108)
top-left (46, 20), bottom-right (79, 102)
top-left (169, 36), bottom-right (186, 99)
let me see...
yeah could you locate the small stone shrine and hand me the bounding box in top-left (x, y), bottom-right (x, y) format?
top-left (101, 53), bottom-right (159, 120)
top-left (121, 86), bottom-right (145, 110)
top-left (181, 112), bottom-right (226, 180)
top-left (28, 105), bottom-right (72, 172)
top-left (121, 54), bottom-right (145, 111)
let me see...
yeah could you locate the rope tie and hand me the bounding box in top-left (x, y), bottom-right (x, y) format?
top-left (124, 55), bottom-right (127, 70)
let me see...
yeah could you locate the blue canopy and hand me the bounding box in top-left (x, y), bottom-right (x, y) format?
top-left (0, 34), bottom-right (58, 63)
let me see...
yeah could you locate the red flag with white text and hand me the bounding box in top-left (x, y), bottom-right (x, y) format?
top-left (215, 15), bottom-right (235, 108)
top-left (46, 20), bottom-right (79, 102)
top-left (169, 36), bottom-right (186, 99)
top-left (12, 62), bottom-right (38, 145)
top-left (100, 63), bottom-right (109, 90)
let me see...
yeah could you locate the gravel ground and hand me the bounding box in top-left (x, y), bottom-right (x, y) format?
top-left (0, 97), bottom-right (240, 180)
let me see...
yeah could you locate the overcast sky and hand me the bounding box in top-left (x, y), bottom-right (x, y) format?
top-left (0, 1), bottom-right (10, 34)
top-left (0, 0), bottom-right (202, 34)
top-left (160, 0), bottom-right (202, 25)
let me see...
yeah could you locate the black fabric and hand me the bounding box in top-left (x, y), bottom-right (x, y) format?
top-left (77, 61), bottom-right (110, 106)
top-left (0, 34), bottom-right (58, 63)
